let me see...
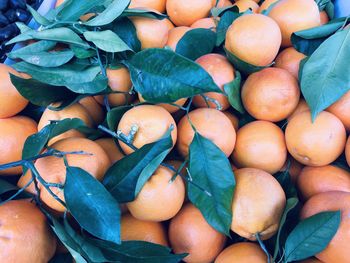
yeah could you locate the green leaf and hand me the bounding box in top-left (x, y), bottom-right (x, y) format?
top-left (216, 11), bottom-right (240, 46)
top-left (56, 0), bottom-right (101, 21)
top-left (70, 46), bottom-right (97, 59)
top-left (65, 166), bottom-right (121, 244)
top-left (175, 29), bottom-right (216, 60)
top-left (26, 4), bottom-right (51, 25)
top-left (66, 74), bottom-right (108, 94)
top-left (106, 105), bottom-right (133, 130)
top-left (315, 0), bottom-right (332, 10)
top-left (103, 131), bottom-right (173, 203)
top-left (301, 28), bottom-right (350, 121)
top-left (224, 70), bottom-right (244, 114)
top-left (121, 9), bottom-right (167, 19)
top-left (188, 132), bottom-right (235, 235)
top-left (211, 5), bottom-right (239, 18)
top-left (110, 18), bottom-right (141, 52)
top-left (8, 40), bottom-right (57, 59)
top-left (284, 211), bottom-right (341, 262)
top-left (125, 48), bottom-right (221, 103)
top-left (84, 0), bottom-right (130, 26)
top-left (324, 1), bottom-right (334, 19)
top-left (84, 30), bottom-right (131, 53)
top-left (260, 0), bottom-right (281, 15)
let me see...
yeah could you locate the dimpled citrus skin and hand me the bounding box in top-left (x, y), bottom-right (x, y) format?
top-left (241, 67), bottom-right (300, 122)
top-left (117, 105), bottom-right (177, 155)
top-left (177, 108), bottom-right (236, 157)
top-left (225, 14), bottom-right (281, 67)
top-left (191, 17), bottom-right (217, 30)
top-left (211, 0), bottom-right (232, 7)
top-left (231, 168), bottom-right (286, 240)
top-left (299, 258), bottom-right (324, 263)
top-left (285, 111), bottom-right (346, 166)
top-left (127, 166), bottom-right (185, 221)
top-left (327, 90), bottom-right (350, 131)
top-left (275, 47), bottom-right (306, 80)
top-left (268, 0), bottom-right (320, 47)
top-left (95, 138), bottom-right (124, 164)
top-left (129, 0), bottom-right (167, 13)
top-left (215, 242), bottom-right (268, 263)
top-left (166, 26), bottom-right (191, 50)
top-left (234, 0), bottom-right (259, 13)
top-left (0, 116), bottom-right (37, 175)
top-left (232, 121), bottom-right (287, 174)
top-left (0, 200), bottom-right (57, 263)
top-left (78, 96), bottom-right (105, 126)
top-left (169, 203), bottom-right (226, 263)
top-left (301, 192), bottom-right (350, 263)
top-left (287, 99), bottom-right (310, 121)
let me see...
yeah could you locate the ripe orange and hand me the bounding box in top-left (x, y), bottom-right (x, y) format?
top-left (258, 0), bottom-right (278, 13)
top-left (320, 11), bottom-right (329, 25)
top-left (95, 138), bottom-right (124, 164)
top-left (117, 105), bottom-right (177, 155)
top-left (212, 0), bottom-right (233, 8)
top-left (0, 200), bottom-right (57, 263)
top-left (193, 54), bottom-right (234, 111)
top-left (38, 102), bottom-right (93, 145)
top-left (231, 168), bottom-right (286, 240)
top-left (121, 213), bottom-right (168, 246)
top-left (166, 0), bottom-right (213, 26)
top-left (241, 67), bottom-right (300, 122)
top-left (326, 90), bottom-right (350, 131)
top-left (287, 99), bottom-right (310, 121)
top-left (137, 93), bottom-right (187, 114)
top-left (129, 0), bottom-right (167, 13)
top-left (231, 121), bottom-right (287, 174)
top-left (275, 47), bottom-right (307, 79)
top-left (215, 242), bottom-right (268, 263)
top-left (345, 137), bottom-right (350, 166)
top-left (223, 111), bottom-right (239, 131)
top-left (165, 26), bottom-right (191, 50)
top-left (301, 191), bottom-right (350, 263)
top-left (126, 166), bottom-right (185, 221)
top-left (94, 67), bottom-right (133, 108)
top-left (177, 108), bottom-right (236, 157)
top-left (169, 203), bottom-right (226, 263)
top-left (0, 116), bottom-right (37, 175)
top-left (268, 0), bottom-right (321, 47)
top-left (225, 14), bottom-right (281, 66)
top-left (233, 0), bottom-right (259, 13)
top-left (299, 258), bottom-right (324, 263)
top-left (0, 63), bottom-right (29, 119)
top-left (78, 96), bottom-right (105, 126)
top-left (18, 137), bottom-right (111, 213)
top-left (297, 165), bottom-right (350, 201)
top-left (191, 17), bottom-right (217, 31)
top-left (285, 111), bottom-right (346, 166)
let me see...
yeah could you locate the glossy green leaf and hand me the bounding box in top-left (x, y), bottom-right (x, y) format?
top-left (125, 48), bottom-right (221, 103)
top-left (110, 18), bottom-right (141, 52)
top-left (56, 0), bottom-right (101, 21)
top-left (211, 5), bottom-right (239, 18)
top-left (70, 46), bottom-right (97, 59)
top-left (121, 9), bottom-right (167, 19)
top-left (316, 0), bottom-right (332, 10)
top-left (216, 10), bottom-right (240, 46)
top-left (284, 211), bottom-right (341, 262)
top-left (66, 74), bottom-right (108, 94)
top-left (188, 132), bottom-right (235, 235)
top-left (8, 40), bottom-right (57, 59)
top-left (26, 4), bottom-right (51, 25)
top-left (84, 30), bottom-right (131, 53)
top-left (107, 105), bottom-right (133, 130)
top-left (301, 28), bottom-right (350, 121)
top-left (224, 70), bottom-right (244, 114)
top-left (260, 0), bottom-right (281, 15)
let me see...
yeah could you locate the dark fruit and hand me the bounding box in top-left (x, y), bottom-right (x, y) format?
top-left (9, 0), bottom-right (26, 9)
top-left (0, 0), bottom-right (9, 11)
top-left (0, 23), bottom-right (19, 42)
top-left (0, 12), bottom-right (10, 27)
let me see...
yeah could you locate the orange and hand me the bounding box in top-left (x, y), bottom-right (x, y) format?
top-left (55, 0), bottom-right (64, 7)
top-left (121, 213), bottom-right (168, 246)
top-left (225, 14), bottom-right (281, 66)
top-left (268, 0), bottom-right (321, 47)
top-left (130, 17), bottom-right (172, 49)
top-left (78, 96), bottom-right (105, 126)
top-left (18, 137), bottom-right (111, 213)
top-left (177, 108), bottom-right (236, 157)
top-left (0, 200), bottom-right (57, 263)
top-left (258, 0), bottom-right (278, 13)
top-left (0, 116), bottom-right (37, 175)
top-left (275, 47), bottom-right (307, 79)
top-left (215, 242), bottom-right (268, 263)
top-left (285, 111), bottom-right (346, 166)
top-left (300, 258), bottom-right (324, 263)
top-left (223, 111), bottom-right (239, 131)
top-left (212, 0), bottom-right (233, 7)
top-left (231, 121), bottom-right (287, 174)
top-left (38, 102), bottom-right (93, 145)
top-left (94, 67), bottom-right (133, 108)
top-left (138, 93), bottom-right (187, 114)
top-left (166, 0), bottom-right (213, 26)
top-left (166, 26), bottom-right (191, 50)
top-left (326, 90), bottom-right (350, 131)
top-left (280, 157), bottom-right (304, 183)
top-left (320, 11), bottom-right (329, 25)
top-left (241, 67), bottom-right (300, 122)
top-left (0, 63), bottom-right (29, 118)
top-left (193, 54), bottom-right (234, 111)
top-left (191, 17), bottom-right (217, 31)
top-left (287, 99), bottom-right (310, 121)
top-left (117, 105), bottom-right (177, 155)
top-left (169, 203), bottom-right (226, 263)
top-left (345, 137), bottom-right (350, 166)
top-left (231, 168), bottom-right (286, 240)
top-left (234, 0), bottom-right (259, 13)
top-left (95, 138), bottom-right (124, 164)
top-left (129, 0), bottom-right (167, 13)
top-left (126, 165), bottom-right (185, 221)
top-left (297, 165), bottom-right (350, 201)
top-left (301, 191), bottom-right (350, 263)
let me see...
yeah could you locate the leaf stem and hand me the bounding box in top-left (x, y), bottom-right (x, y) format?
top-left (0, 177), bottom-right (34, 205)
top-left (255, 233), bottom-right (271, 263)
top-left (98, 125), bottom-right (138, 151)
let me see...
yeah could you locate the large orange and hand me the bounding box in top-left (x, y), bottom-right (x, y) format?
top-left (212, 0), bottom-right (233, 7)
top-left (193, 54), bottom-right (234, 111)
top-left (121, 213), bottom-right (168, 246)
top-left (215, 242), bottom-right (268, 263)
top-left (225, 14), bottom-right (281, 66)
top-left (177, 108), bottom-right (236, 157)
top-left (258, 0), bottom-right (278, 13)
top-left (320, 11), bottom-right (329, 25)
top-left (165, 26), bottom-right (191, 50)
top-left (138, 93), bottom-right (187, 114)
top-left (232, 121), bottom-right (287, 174)
top-left (117, 105), bottom-right (177, 155)
top-left (275, 47), bottom-right (307, 79)
top-left (345, 137), bottom-right (350, 166)
top-left (287, 99), bottom-right (310, 121)
top-left (300, 258), bottom-right (324, 263)
top-left (0, 63), bottom-right (29, 118)
top-left (231, 168), bottom-right (286, 240)
top-left (169, 203), bottom-right (226, 263)
top-left (95, 138), bottom-right (124, 164)
top-left (191, 17), bottom-right (217, 30)
top-left (129, 0), bottom-right (167, 13)
top-left (223, 111), bottom-right (239, 131)
top-left (233, 0), bottom-right (259, 13)
top-left (268, 0), bottom-right (321, 47)
top-left (0, 116), bottom-right (37, 175)
top-left (297, 165), bottom-right (350, 200)
top-left (78, 96), bottom-right (105, 126)
top-left (285, 111), bottom-right (346, 166)
top-left (326, 90), bottom-right (350, 131)
top-left (241, 67), bottom-right (300, 122)
top-left (126, 166), bottom-right (185, 221)
top-left (0, 200), bottom-right (57, 263)
top-left (301, 191), bottom-right (350, 263)
top-left (280, 157), bottom-right (304, 183)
